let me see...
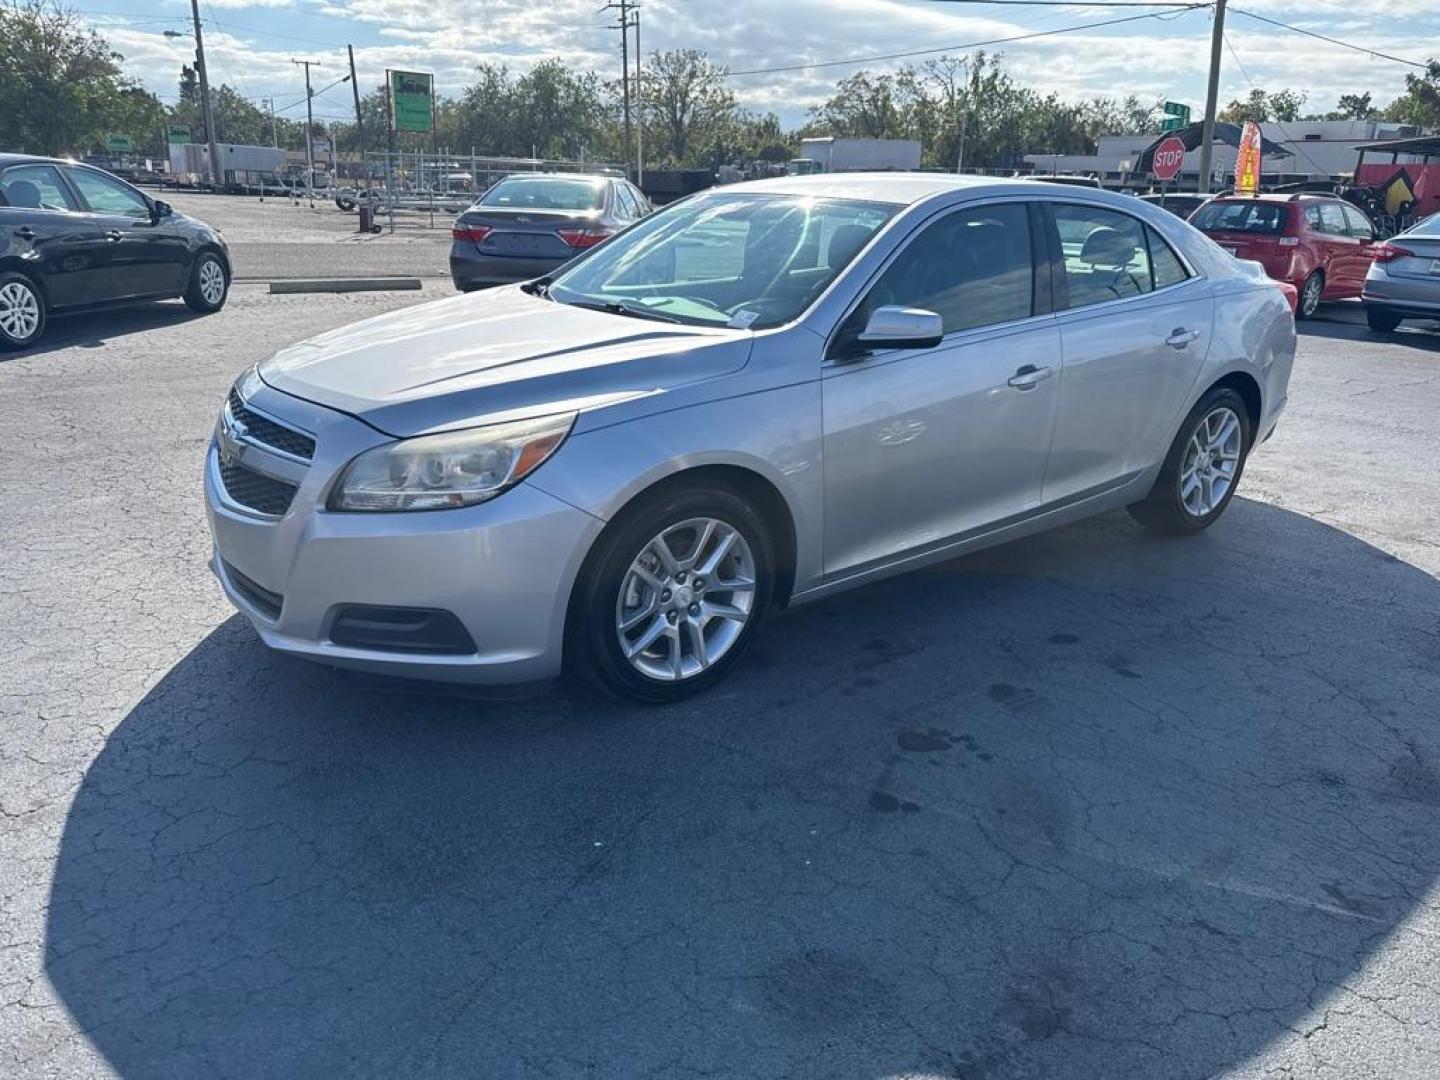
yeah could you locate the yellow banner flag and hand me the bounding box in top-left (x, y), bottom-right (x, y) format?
top-left (1235, 121), bottom-right (1262, 196)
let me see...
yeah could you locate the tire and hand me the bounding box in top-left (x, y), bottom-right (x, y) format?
top-left (1128, 386), bottom-right (1253, 536)
top-left (183, 251), bottom-right (229, 313)
top-left (568, 484), bottom-right (775, 702)
top-left (1296, 270), bottom-right (1323, 319)
top-left (0, 271), bottom-right (46, 351)
top-left (1366, 307), bottom-right (1403, 332)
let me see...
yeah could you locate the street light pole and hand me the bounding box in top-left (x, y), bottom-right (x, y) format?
top-left (188, 0), bottom-right (222, 188)
top-left (1197, 0), bottom-right (1228, 194)
top-left (292, 59), bottom-right (322, 189)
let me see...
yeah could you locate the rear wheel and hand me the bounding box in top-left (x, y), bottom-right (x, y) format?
top-left (1297, 270), bottom-right (1323, 319)
top-left (569, 485), bottom-right (774, 702)
top-left (0, 272), bottom-right (45, 350)
top-left (1129, 387), bottom-right (1252, 536)
top-left (183, 252), bottom-right (229, 313)
top-left (1366, 307), bottom-right (1403, 332)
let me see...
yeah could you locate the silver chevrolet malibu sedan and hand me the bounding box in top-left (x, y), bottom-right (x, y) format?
top-left (206, 174), bottom-right (1294, 701)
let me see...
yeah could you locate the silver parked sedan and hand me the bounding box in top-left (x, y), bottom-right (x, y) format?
top-left (206, 174), bottom-right (1294, 701)
top-left (1362, 213), bottom-right (1440, 331)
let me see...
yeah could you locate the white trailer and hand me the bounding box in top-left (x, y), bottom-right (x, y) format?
top-left (168, 143), bottom-right (286, 188)
top-left (792, 137), bottom-right (922, 174)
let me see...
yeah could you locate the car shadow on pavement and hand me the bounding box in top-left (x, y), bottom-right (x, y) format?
top-left (45, 500), bottom-right (1440, 1079)
top-left (2, 302), bottom-right (206, 360)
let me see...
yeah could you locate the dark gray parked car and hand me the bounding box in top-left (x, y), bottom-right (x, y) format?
top-left (1363, 213), bottom-right (1440, 331)
top-left (449, 173), bottom-right (650, 291)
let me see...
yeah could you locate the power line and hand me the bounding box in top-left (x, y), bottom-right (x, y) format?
top-left (921, 0), bottom-right (1203, 6)
top-left (718, 6), bottom-right (1208, 78)
top-left (1222, 32), bottom-right (1330, 178)
top-left (1228, 8), bottom-right (1431, 69)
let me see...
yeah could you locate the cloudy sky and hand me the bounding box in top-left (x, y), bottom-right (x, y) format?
top-left (80, 0), bottom-right (1439, 129)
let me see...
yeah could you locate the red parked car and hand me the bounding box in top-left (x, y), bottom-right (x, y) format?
top-left (1188, 194), bottom-right (1379, 318)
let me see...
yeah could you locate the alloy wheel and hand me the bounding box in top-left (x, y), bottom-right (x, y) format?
top-left (1300, 274), bottom-right (1322, 317)
top-left (615, 517), bottom-right (756, 682)
top-left (1179, 406), bottom-right (1242, 517)
top-left (199, 260), bottom-right (226, 306)
top-left (0, 281), bottom-right (40, 342)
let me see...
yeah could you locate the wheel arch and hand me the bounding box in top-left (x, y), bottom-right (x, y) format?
top-left (0, 258), bottom-right (48, 304)
top-left (1207, 369), bottom-right (1263, 435)
top-left (567, 462), bottom-right (800, 625)
top-left (193, 242), bottom-right (231, 278)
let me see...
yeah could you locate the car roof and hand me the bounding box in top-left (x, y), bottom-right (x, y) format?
top-left (708, 172), bottom-right (1143, 207)
top-left (0, 153), bottom-right (72, 168)
top-left (499, 172), bottom-right (609, 184)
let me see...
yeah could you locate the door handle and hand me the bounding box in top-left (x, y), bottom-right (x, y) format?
top-left (1007, 364), bottom-right (1053, 390)
top-left (1166, 327), bottom-right (1201, 349)
top-left (104, 230), bottom-right (124, 241)
top-left (14, 226), bottom-right (35, 240)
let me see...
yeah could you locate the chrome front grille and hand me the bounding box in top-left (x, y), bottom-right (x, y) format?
top-left (226, 388), bottom-right (315, 461)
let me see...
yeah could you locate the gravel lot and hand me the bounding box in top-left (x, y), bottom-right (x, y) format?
top-left (2, 287), bottom-right (1439, 1079)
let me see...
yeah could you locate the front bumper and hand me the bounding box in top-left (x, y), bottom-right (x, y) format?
top-left (204, 381), bottom-right (603, 684)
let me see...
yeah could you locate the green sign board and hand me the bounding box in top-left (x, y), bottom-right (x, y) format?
top-left (167, 126), bottom-right (192, 145)
top-left (389, 70), bottom-right (434, 133)
top-left (1160, 101), bottom-right (1190, 133)
top-left (104, 134), bottom-right (134, 152)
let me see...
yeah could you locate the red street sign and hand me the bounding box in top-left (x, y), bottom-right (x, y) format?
top-left (1152, 136), bottom-right (1186, 181)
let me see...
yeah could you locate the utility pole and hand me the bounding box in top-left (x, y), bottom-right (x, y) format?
top-left (261, 97), bottom-right (278, 147)
top-left (602, 1), bottom-right (637, 178)
top-left (1197, 0), bottom-right (1227, 194)
top-left (347, 46), bottom-right (366, 188)
top-left (633, 6), bottom-right (643, 184)
top-left (292, 58), bottom-right (322, 189)
top-left (188, 0), bottom-right (222, 188)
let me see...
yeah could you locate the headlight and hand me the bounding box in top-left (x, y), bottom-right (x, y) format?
top-left (329, 412), bottom-right (575, 512)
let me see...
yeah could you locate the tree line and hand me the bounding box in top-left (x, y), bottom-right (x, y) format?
top-left (3, 0), bottom-right (1438, 171)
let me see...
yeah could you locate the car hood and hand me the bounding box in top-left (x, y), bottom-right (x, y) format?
top-left (257, 288), bottom-right (751, 437)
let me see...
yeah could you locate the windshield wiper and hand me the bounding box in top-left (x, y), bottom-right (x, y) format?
top-left (563, 298), bottom-right (684, 324)
top-left (520, 278), bottom-right (553, 299)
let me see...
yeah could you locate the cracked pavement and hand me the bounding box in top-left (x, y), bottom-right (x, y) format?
top-left (2, 288), bottom-right (1439, 1078)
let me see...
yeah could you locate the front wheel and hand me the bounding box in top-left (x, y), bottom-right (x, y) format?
top-left (1129, 387), bottom-right (1252, 536)
top-left (183, 252), bottom-right (229, 313)
top-left (568, 486), bottom-right (774, 702)
top-left (0, 272), bottom-right (46, 351)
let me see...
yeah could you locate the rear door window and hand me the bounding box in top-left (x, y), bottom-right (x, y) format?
top-left (1051, 204), bottom-right (1153, 309)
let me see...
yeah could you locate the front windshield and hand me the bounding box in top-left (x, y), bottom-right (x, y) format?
top-left (548, 193), bottom-right (895, 329)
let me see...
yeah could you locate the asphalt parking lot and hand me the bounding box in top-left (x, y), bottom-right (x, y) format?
top-left (2, 285), bottom-right (1439, 1079)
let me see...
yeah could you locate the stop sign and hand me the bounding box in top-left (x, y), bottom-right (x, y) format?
top-left (1151, 136), bottom-right (1186, 182)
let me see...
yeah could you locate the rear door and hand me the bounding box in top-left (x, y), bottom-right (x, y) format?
top-left (1042, 202), bottom-right (1213, 502)
top-left (1315, 202), bottom-right (1362, 295)
top-left (64, 165), bottom-right (188, 298)
top-left (0, 163), bottom-right (90, 308)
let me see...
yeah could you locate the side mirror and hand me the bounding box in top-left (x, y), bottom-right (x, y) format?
top-left (151, 199), bottom-right (173, 220)
top-left (857, 305), bottom-right (944, 350)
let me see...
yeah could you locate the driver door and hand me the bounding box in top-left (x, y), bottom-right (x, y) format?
top-left (821, 200), bottom-right (1062, 578)
top-left (63, 166), bottom-right (188, 298)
